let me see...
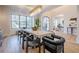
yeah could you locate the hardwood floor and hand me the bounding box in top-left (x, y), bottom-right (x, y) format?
top-left (0, 31), bottom-right (79, 53)
top-left (53, 31), bottom-right (79, 53)
top-left (0, 36), bottom-right (25, 53)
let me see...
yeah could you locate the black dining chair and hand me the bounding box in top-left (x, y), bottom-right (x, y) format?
top-left (42, 34), bottom-right (65, 53)
top-left (26, 36), bottom-right (40, 52)
top-left (22, 31), bottom-right (33, 49)
top-left (22, 31), bottom-right (40, 53)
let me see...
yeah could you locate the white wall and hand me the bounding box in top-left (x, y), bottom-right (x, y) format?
top-left (42, 5), bottom-right (77, 35)
top-left (0, 6), bottom-right (10, 37)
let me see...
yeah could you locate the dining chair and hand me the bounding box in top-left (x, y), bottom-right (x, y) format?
top-left (42, 34), bottom-right (65, 53)
top-left (26, 36), bottom-right (40, 52)
top-left (22, 31), bottom-right (40, 53)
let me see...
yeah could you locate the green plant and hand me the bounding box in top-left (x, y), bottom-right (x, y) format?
top-left (34, 17), bottom-right (40, 29)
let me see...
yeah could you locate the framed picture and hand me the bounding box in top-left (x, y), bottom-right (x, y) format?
top-left (70, 18), bottom-right (77, 21)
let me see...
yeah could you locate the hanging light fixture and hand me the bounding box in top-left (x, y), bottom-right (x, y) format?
top-left (30, 5), bottom-right (42, 16)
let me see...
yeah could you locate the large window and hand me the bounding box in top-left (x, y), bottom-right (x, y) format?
top-left (26, 16), bottom-right (34, 29)
top-left (11, 15), bottom-right (34, 29)
top-left (42, 16), bottom-right (49, 31)
top-left (20, 16), bottom-right (26, 28)
top-left (52, 15), bottom-right (64, 31)
top-left (12, 15), bottom-right (19, 28)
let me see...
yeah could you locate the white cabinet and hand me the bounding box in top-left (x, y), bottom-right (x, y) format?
top-left (67, 27), bottom-right (77, 35)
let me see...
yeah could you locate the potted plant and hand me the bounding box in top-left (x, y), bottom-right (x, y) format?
top-left (32, 17), bottom-right (40, 31)
top-left (32, 26), bottom-right (37, 31)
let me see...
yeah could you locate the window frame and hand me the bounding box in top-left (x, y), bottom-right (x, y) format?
top-left (11, 15), bottom-right (34, 29)
top-left (41, 16), bottom-right (50, 31)
top-left (19, 15), bottom-right (27, 28)
top-left (11, 15), bottom-right (20, 29)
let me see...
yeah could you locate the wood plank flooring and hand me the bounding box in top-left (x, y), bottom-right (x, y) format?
top-left (0, 36), bottom-right (24, 53)
top-left (0, 31), bottom-right (79, 53)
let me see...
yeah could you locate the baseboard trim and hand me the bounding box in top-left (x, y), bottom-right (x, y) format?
top-left (3, 34), bottom-right (16, 39)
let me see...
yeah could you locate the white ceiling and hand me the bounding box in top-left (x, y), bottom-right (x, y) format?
top-left (4, 5), bottom-right (61, 16)
top-left (16, 5), bottom-right (61, 13)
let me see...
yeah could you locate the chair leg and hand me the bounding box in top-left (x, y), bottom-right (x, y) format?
top-left (38, 38), bottom-right (41, 53)
top-left (22, 37), bottom-right (24, 49)
top-left (56, 45), bottom-right (58, 53)
top-left (43, 45), bottom-right (45, 53)
top-left (18, 35), bottom-right (21, 44)
top-left (42, 41), bottom-right (45, 53)
top-left (20, 36), bottom-right (21, 44)
top-left (18, 35), bottom-right (19, 40)
top-left (26, 40), bottom-right (28, 53)
top-left (62, 44), bottom-right (64, 53)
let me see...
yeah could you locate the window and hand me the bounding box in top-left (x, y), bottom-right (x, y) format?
top-left (11, 15), bottom-right (34, 29)
top-left (20, 16), bottom-right (26, 28)
top-left (26, 16), bottom-right (34, 29)
top-left (42, 16), bottom-right (49, 31)
top-left (53, 18), bottom-right (58, 28)
top-left (52, 15), bottom-right (64, 31)
top-left (11, 15), bottom-right (19, 28)
top-left (52, 16), bottom-right (64, 28)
